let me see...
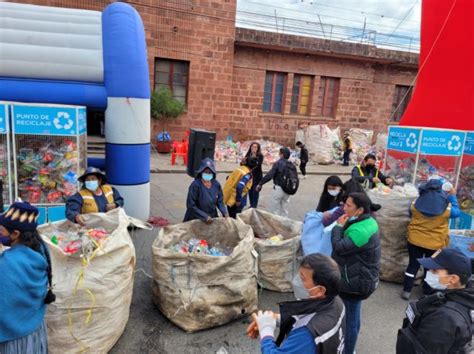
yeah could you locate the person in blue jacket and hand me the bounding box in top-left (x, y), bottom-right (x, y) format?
top-left (184, 158), bottom-right (228, 223)
top-left (66, 167), bottom-right (124, 225)
top-left (249, 253), bottom-right (346, 353)
top-left (0, 201), bottom-right (55, 354)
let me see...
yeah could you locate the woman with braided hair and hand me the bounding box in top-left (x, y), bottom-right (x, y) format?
top-left (0, 201), bottom-right (55, 354)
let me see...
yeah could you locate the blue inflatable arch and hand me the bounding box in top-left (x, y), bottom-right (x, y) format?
top-left (0, 2), bottom-right (150, 219)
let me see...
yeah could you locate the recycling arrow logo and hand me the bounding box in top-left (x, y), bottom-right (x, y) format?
top-left (405, 132), bottom-right (418, 148)
top-left (53, 112), bottom-right (74, 130)
top-left (447, 135), bottom-right (462, 151)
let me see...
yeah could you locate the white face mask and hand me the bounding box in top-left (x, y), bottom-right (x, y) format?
top-left (425, 271), bottom-right (448, 290)
top-left (292, 274), bottom-right (322, 300)
top-left (328, 189), bottom-right (340, 197)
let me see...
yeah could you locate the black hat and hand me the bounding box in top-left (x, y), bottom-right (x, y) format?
top-left (78, 167), bottom-right (107, 183)
top-left (418, 248), bottom-right (472, 279)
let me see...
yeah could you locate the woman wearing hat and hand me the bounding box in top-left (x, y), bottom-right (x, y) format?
top-left (66, 167), bottom-right (124, 225)
top-left (184, 158), bottom-right (228, 223)
top-left (0, 202), bottom-right (55, 353)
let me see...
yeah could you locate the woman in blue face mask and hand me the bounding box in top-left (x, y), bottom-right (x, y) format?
top-left (184, 158), bottom-right (228, 224)
top-left (65, 167), bottom-right (124, 225)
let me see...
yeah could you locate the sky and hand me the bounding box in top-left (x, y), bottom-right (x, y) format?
top-left (237, 0), bottom-right (421, 52)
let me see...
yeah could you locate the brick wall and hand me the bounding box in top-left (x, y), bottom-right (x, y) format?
top-left (7, 1), bottom-right (418, 145)
top-left (230, 41), bottom-right (418, 145)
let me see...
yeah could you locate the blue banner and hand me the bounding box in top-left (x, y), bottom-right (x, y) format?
top-left (464, 132), bottom-right (474, 156)
top-left (419, 129), bottom-right (466, 156)
top-left (12, 104), bottom-right (79, 136)
top-left (387, 126), bottom-right (421, 153)
top-left (78, 107), bottom-right (87, 135)
top-left (0, 103), bottom-right (8, 133)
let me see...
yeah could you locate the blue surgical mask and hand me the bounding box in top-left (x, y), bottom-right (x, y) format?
top-left (202, 173), bottom-right (213, 182)
top-left (85, 180), bottom-right (99, 191)
top-left (425, 271), bottom-right (448, 290)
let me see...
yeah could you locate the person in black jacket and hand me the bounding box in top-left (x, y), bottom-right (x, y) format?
top-left (397, 248), bottom-right (473, 354)
top-left (257, 147), bottom-right (295, 218)
top-left (247, 253), bottom-right (346, 353)
top-left (245, 142), bottom-right (264, 208)
top-left (331, 192), bottom-right (381, 354)
top-left (296, 141), bottom-right (309, 179)
top-left (351, 153), bottom-right (393, 189)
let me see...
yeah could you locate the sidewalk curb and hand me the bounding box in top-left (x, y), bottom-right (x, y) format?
top-left (151, 169), bottom-right (352, 175)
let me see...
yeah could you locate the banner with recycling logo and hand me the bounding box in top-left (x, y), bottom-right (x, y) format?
top-left (463, 132), bottom-right (474, 156)
top-left (419, 129), bottom-right (466, 156)
top-left (387, 126), bottom-right (421, 153)
top-left (0, 103), bottom-right (9, 133)
top-left (11, 104), bottom-right (83, 136)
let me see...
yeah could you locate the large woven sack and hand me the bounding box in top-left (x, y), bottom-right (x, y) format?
top-left (368, 187), bottom-right (417, 283)
top-left (39, 208), bottom-right (147, 354)
top-left (152, 217), bottom-right (258, 333)
top-left (238, 209), bottom-right (302, 292)
top-left (297, 124), bottom-right (340, 164)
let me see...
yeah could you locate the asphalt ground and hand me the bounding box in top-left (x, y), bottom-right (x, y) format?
top-left (110, 173), bottom-right (420, 354)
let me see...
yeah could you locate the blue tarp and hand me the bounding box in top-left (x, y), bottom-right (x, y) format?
top-left (301, 210), bottom-right (333, 256)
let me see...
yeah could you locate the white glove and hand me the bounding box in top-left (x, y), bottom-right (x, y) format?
top-left (255, 310), bottom-right (276, 340)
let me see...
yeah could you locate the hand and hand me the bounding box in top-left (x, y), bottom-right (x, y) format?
top-left (337, 214), bottom-right (349, 226)
top-left (256, 185), bottom-right (262, 192)
top-left (235, 201), bottom-right (241, 207)
top-left (106, 203), bottom-right (117, 212)
top-left (372, 177), bottom-right (381, 184)
top-left (253, 310), bottom-right (276, 340)
top-left (247, 313), bottom-right (280, 339)
top-left (206, 216), bottom-right (213, 224)
top-left (386, 177), bottom-right (394, 186)
top-left (449, 188), bottom-right (457, 196)
top-left (75, 214), bottom-right (86, 226)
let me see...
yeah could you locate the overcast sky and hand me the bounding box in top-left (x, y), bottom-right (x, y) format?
top-left (237, 0), bottom-right (421, 51)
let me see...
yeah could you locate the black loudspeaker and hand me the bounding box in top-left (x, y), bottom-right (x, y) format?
top-left (187, 129), bottom-right (216, 177)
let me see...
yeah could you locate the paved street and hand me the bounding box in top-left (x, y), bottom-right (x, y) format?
top-left (111, 173), bottom-right (422, 354)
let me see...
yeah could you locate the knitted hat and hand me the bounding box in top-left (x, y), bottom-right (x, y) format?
top-left (0, 202), bottom-right (39, 232)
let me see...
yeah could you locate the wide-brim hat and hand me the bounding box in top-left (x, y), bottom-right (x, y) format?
top-left (78, 167), bottom-right (107, 183)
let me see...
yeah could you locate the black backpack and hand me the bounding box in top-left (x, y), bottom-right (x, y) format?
top-left (280, 161), bottom-right (299, 195)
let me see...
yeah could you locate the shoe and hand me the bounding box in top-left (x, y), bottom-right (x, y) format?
top-left (401, 291), bottom-right (411, 300)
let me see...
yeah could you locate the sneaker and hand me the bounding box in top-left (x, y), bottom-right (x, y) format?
top-left (401, 291), bottom-right (411, 300)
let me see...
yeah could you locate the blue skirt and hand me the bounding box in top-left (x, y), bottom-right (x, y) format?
top-left (0, 320), bottom-right (48, 354)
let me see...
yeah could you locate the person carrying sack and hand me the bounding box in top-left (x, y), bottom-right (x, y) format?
top-left (257, 148), bottom-right (299, 218)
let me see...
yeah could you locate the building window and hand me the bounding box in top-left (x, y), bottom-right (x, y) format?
top-left (263, 72), bottom-right (287, 113)
top-left (154, 58), bottom-right (189, 103)
top-left (316, 77), bottom-right (340, 117)
top-left (391, 85), bottom-right (413, 121)
top-left (290, 74), bottom-right (313, 115)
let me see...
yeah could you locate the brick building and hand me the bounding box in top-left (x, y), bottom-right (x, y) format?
top-left (8, 0), bottom-right (418, 144)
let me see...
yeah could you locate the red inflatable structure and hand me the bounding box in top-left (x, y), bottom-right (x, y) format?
top-left (400, 0), bottom-right (474, 131)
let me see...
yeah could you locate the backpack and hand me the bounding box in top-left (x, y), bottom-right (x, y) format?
top-left (280, 160), bottom-right (299, 195)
